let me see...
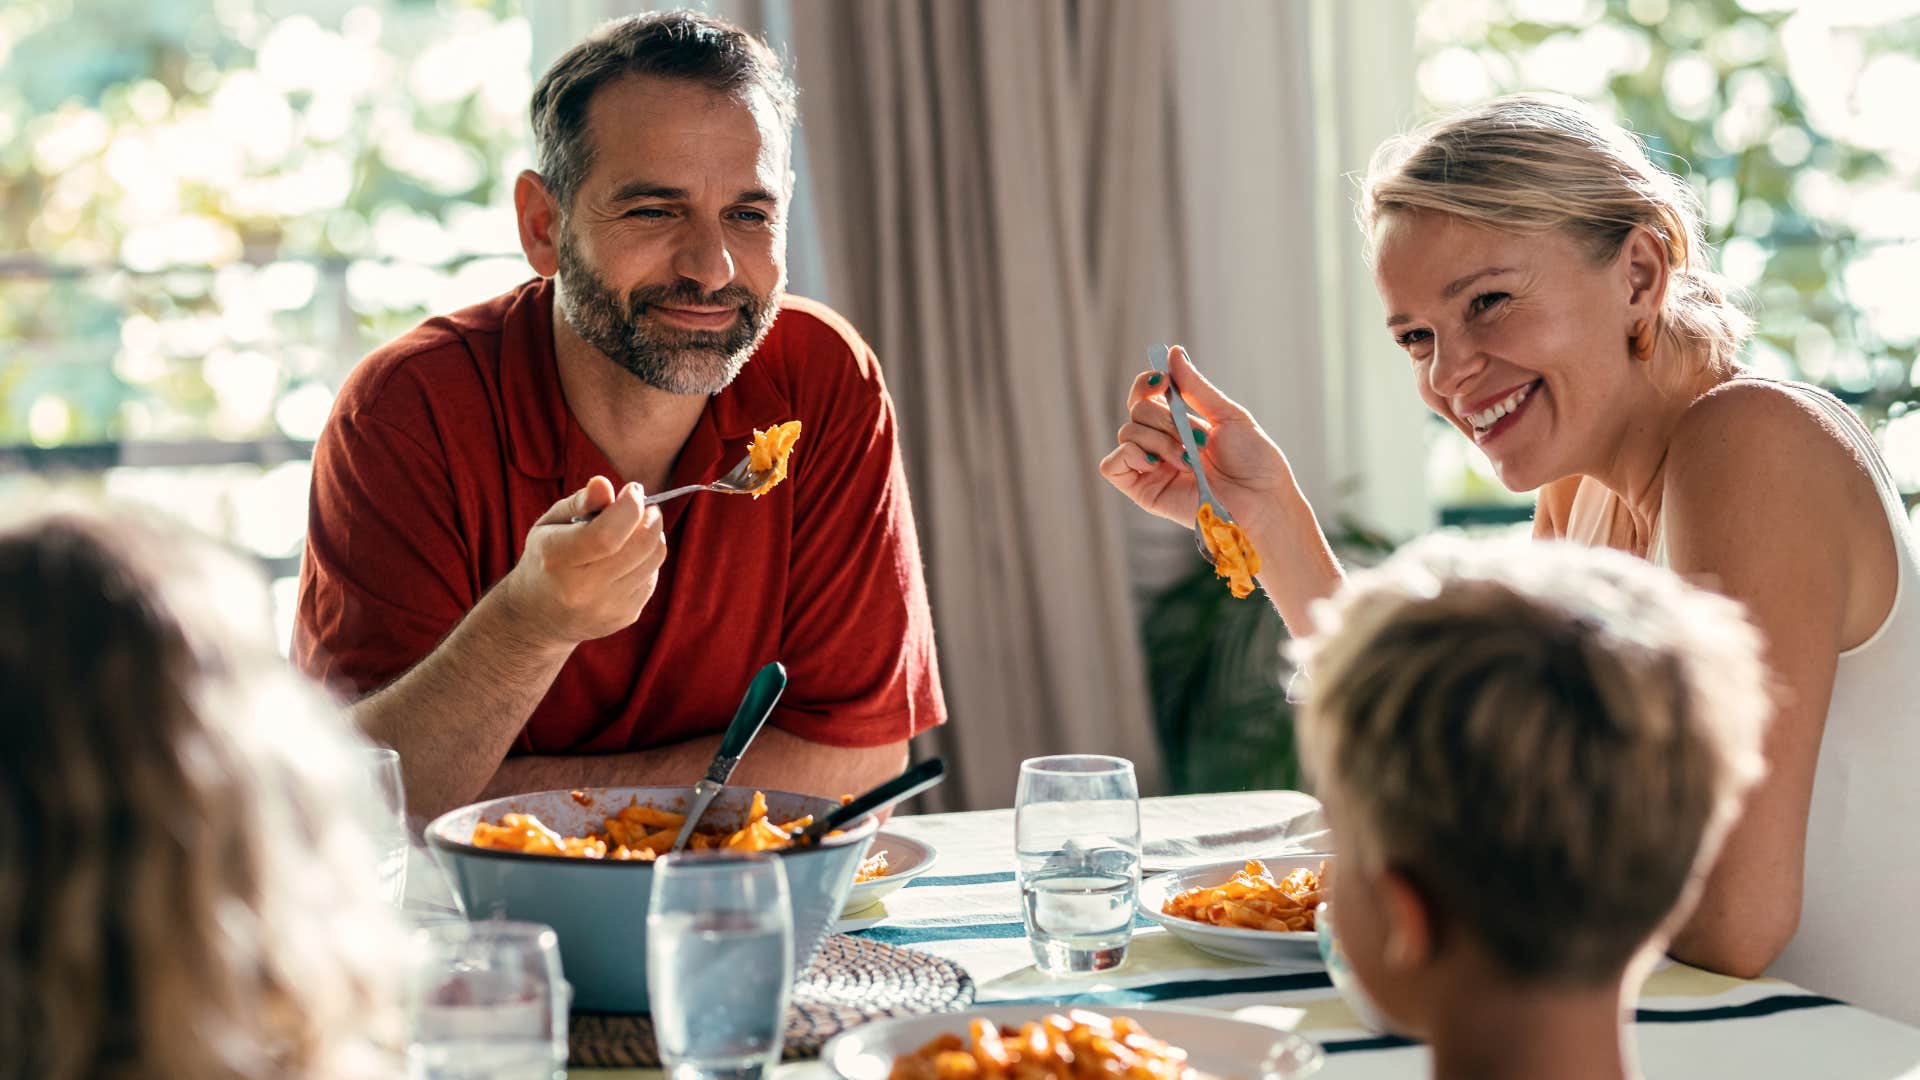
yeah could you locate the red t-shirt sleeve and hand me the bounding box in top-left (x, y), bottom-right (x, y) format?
top-left (293, 404), bottom-right (475, 699)
top-left (768, 321), bottom-right (947, 748)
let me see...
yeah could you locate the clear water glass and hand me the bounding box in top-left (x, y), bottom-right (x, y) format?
top-left (647, 851), bottom-right (794, 1080)
top-left (407, 920), bottom-right (569, 1080)
top-left (1315, 901), bottom-right (1391, 1034)
top-left (365, 746), bottom-right (409, 905)
top-left (1015, 755), bottom-right (1142, 974)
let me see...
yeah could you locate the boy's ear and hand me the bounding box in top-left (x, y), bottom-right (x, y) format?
top-left (1380, 867), bottom-right (1435, 971)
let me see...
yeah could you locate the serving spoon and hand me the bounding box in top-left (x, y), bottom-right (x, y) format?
top-left (793, 757), bottom-right (947, 848)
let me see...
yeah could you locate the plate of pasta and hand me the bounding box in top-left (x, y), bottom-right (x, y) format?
top-left (821, 1005), bottom-right (1322, 1080)
top-left (1138, 855), bottom-right (1334, 964)
top-left (843, 831), bottom-right (938, 915)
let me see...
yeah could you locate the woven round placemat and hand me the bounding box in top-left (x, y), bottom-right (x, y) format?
top-left (568, 935), bottom-right (975, 1068)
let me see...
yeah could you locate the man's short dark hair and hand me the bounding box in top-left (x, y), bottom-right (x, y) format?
top-left (530, 9), bottom-right (799, 213)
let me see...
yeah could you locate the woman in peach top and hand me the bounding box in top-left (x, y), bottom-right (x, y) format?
top-left (1101, 94), bottom-right (1920, 1024)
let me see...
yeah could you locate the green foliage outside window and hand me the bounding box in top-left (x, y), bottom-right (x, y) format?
top-left (1421, 0), bottom-right (1920, 511)
top-left (0, 1), bottom-right (532, 604)
top-left (0, 0), bottom-right (530, 455)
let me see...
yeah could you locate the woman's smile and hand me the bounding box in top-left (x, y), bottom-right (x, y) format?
top-left (1463, 378), bottom-right (1543, 446)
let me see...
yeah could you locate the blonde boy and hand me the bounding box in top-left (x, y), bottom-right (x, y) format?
top-left (1295, 537), bottom-right (1769, 1080)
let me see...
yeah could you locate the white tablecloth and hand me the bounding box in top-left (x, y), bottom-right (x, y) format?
top-left (569, 791), bottom-right (1920, 1079)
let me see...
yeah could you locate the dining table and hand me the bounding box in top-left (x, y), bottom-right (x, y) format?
top-left (540, 790), bottom-right (1920, 1079)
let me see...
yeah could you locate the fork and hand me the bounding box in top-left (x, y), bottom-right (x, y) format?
top-left (569, 451), bottom-right (776, 523)
top-left (1150, 343), bottom-right (1228, 566)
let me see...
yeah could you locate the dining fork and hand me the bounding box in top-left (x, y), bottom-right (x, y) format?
top-left (1150, 344), bottom-right (1229, 566)
top-left (570, 451), bottom-right (776, 523)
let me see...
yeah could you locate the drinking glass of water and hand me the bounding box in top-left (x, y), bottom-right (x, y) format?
top-left (407, 920), bottom-right (568, 1080)
top-left (365, 746), bottom-right (409, 905)
top-left (1015, 755), bottom-right (1141, 974)
top-left (647, 851), bottom-right (794, 1080)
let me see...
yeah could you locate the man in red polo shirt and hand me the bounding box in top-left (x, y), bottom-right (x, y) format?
top-left (294, 11), bottom-right (945, 819)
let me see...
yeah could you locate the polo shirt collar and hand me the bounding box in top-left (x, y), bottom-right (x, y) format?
top-left (706, 330), bottom-right (792, 441)
top-left (499, 277), bottom-right (568, 480)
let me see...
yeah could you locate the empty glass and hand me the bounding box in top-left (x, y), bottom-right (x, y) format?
top-left (365, 746), bottom-right (409, 905)
top-left (406, 920), bottom-right (569, 1080)
top-left (1015, 755), bottom-right (1142, 974)
top-left (647, 851), bottom-right (794, 1080)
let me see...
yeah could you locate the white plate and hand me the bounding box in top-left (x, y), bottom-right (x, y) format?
top-left (822, 1004), bottom-right (1322, 1080)
top-left (1137, 855), bottom-right (1335, 965)
top-left (841, 831), bottom-right (938, 915)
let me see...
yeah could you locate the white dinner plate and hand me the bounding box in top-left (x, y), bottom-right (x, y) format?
top-left (1137, 855), bottom-right (1335, 965)
top-left (841, 831), bottom-right (938, 915)
top-left (822, 1004), bottom-right (1322, 1080)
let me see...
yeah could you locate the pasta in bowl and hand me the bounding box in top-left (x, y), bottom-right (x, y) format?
top-left (427, 785), bottom-right (878, 1012)
top-left (841, 831), bottom-right (940, 917)
top-left (1137, 855), bottom-right (1335, 965)
top-left (1160, 859), bottom-right (1326, 933)
top-left (821, 1006), bottom-right (1322, 1080)
top-left (469, 790), bottom-right (819, 860)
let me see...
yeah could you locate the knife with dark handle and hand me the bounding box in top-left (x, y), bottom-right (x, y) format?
top-left (672, 661), bottom-right (787, 852)
top-left (793, 757), bottom-right (946, 847)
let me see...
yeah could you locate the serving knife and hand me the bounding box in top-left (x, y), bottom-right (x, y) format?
top-left (672, 661), bottom-right (786, 852)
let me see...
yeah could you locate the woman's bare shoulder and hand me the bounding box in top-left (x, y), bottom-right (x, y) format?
top-left (1668, 379), bottom-right (1861, 495)
top-left (1664, 377), bottom-right (1883, 566)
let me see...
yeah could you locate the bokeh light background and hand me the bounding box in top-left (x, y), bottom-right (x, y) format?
top-left (1, 0), bottom-right (1915, 650)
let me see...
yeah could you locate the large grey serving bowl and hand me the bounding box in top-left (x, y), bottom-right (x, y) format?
top-left (426, 785), bottom-right (878, 1013)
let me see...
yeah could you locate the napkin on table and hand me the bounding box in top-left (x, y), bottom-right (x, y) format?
top-left (1139, 790), bottom-right (1330, 873)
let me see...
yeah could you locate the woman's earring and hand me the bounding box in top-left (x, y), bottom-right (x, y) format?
top-left (1631, 319), bottom-right (1657, 363)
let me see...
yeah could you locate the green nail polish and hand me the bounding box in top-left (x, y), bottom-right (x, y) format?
top-left (1182, 451), bottom-right (1192, 466)
top-left (1147, 373), bottom-right (1163, 387)
top-left (1194, 429), bottom-right (1208, 447)
top-left (1146, 453), bottom-right (1160, 464)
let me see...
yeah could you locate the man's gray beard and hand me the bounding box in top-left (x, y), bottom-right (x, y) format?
top-left (553, 231), bottom-right (781, 396)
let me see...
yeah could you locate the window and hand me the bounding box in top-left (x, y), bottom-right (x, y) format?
top-left (1416, 0), bottom-right (1920, 526)
top-left (0, 1), bottom-right (534, 647)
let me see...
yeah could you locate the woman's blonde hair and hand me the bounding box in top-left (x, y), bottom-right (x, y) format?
top-left (0, 505), bottom-right (407, 1079)
top-left (1362, 93), bottom-right (1753, 376)
top-left (1294, 536), bottom-right (1768, 985)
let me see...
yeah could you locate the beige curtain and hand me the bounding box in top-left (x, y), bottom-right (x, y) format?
top-left (784, 1), bottom-right (1186, 810)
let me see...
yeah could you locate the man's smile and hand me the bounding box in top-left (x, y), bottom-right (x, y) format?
top-left (648, 304), bottom-right (740, 331)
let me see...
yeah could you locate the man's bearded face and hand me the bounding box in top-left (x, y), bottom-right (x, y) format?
top-left (554, 223), bottom-right (780, 396)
